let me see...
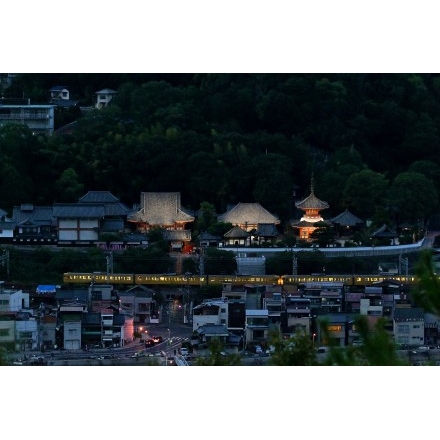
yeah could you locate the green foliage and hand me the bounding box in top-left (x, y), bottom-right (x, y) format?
top-left (207, 222), bottom-right (233, 237)
top-left (267, 329), bottom-right (318, 366)
top-left (196, 338), bottom-right (242, 366)
top-left (390, 171), bottom-right (438, 224)
top-left (321, 316), bottom-right (405, 366)
top-left (115, 246), bottom-right (172, 274)
top-left (0, 346), bottom-right (8, 366)
top-left (265, 251), bottom-right (295, 275)
top-left (413, 249), bottom-right (440, 316)
top-left (4, 74), bottom-right (440, 225)
top-left (182, 257), bottom-right (198, 274)
top-left (310, 221), bottom-right (337, 247)
top-left (204, 248), bottom-right (237, 275)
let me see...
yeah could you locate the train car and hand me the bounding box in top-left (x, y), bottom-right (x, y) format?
top-left (62, 272), bottom-right (423, 287)
top-left (135, 274), bottom-right (207, 286)
top-left (63, 272), bottom-right (134, 284)
top-left (281, 275), bottom-right (354, 285)
top-left (353, 275), bottom-right (418, 286)
top-left (207, 274), bottom-right (280, 286)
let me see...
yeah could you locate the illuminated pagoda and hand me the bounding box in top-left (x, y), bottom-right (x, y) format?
top-left (291, 176), bottom-right (329, 240)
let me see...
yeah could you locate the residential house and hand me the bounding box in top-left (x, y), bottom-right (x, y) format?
top-left (424, 313), bottom-right (440, 346)
top-left (57, 300), bottom-right (87, 350)
top-left (95, 88), bottom-right (117, 109)
top-left (0, 312), bottom-right (15, 349)
top-left (90, 284), bottom-right (118, 313)
top-left (192, 323), bottom-right (239, 356)
top-left (15, 312), bottom-right (39, 351)
top-left (0, 286), bottom-right (29, 312)
top-left (299, 282), bottom-right (343, 314)
top-left (244, 309), bottom-right (269, 348)
top-left (118, 285), bottom-right (156, 325)
top-left (263, 290), bottom-right (282, 329)
top-left (127, 192), bottom-right (194, 251)
top-left (393, 307), bottom-right (425, 347)
top-left (40, 314), bottom-right (57, 350)
top-left (0, 103), bottom-right (55, 135)
top-left (0, 209), bottom-right (14, 243)
top-left (49, 86), bottom-right (78, 108)
top-left (316, 313), bottom-right (359, 347)
top-left (192, 297), bottom-right (228, 331)
top-left (284, 295), bottom-right (312, 337)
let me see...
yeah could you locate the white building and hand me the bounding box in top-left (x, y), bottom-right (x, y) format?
top-left (0, 103), bottom-right (55, 135)
top-left (95, 88), bottom-right (117, 109)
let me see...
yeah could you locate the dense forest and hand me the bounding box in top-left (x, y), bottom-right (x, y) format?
top-left (2, 73), bottom-right (440, 231)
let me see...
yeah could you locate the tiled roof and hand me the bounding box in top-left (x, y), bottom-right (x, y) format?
top-left (295, 191), bottom-right (329, 210)
top-left (163, 230), bottom-right (192, 241)
top-left (53, 203), bottom-right (106, 218)
top-left (330, 209), bottom-right (364, 226)
top-left (224, 226), bottom-right (249, 238)
top-left (12, 205), bottom-right (56, 226)
top-left (218, 202), bottom-right (280, 225)
top-left (95, 88), bottom-right (117, 94)
top-left (51, 99), bottom-right (78, 107)
top-left (101, 218), bottom-right (125, 232)
top-left (82, 312), bottom-right (101, 325)
top-left (393, 307), bottom-right (424, 321)
top-left (50, 86), bottom-right (68, 91)
top-left (0, 220), bottom-right (15, 230)
top-left (196, 324), bottom-right (229, 336)
top-left (123, 285), bottom-right (155, 296)
top-left (199, 231), bottom-right (221, 240)
top-left (79, 191), bottom-right (119, 204)
top-left (128, 192), bottom-right (194, 225)
top-left (291, 219), bottom-right (330, 227)
top-left (371, 224), bottom-right (398, 238)
top-left (256, 223), bottom-right (279, 237)
top-left (79, 191), bottom-right (131, 216)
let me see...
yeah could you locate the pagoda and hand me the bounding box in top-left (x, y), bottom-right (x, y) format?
top-left (291, 176), bottom-right (329, 240)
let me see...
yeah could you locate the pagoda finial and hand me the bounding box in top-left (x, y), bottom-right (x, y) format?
top-left (310, 172), bottom-right (315, 195)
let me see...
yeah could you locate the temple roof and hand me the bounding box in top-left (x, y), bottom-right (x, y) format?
top-left (128, 192), bottom-right (194, 225)
top-left (224, 226), bottom-right (249, 238)
top-left (218, 202), bottom-right (280, 225)
top-left (295, 190), bottom-right (329, 210)
top-left (330, 209), bottom-right (363, 226)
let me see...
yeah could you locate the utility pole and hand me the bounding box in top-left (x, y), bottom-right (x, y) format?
top-left (0, 249), bottom-right (9, 277)
top-left (292, 254), bottom-right (297, 276)
top-left (199, 246), bottom-right (205, 276)
top-left (398, 254), bottom-right (408, 276)
top-left (106, 251), bottom-right (114, 277)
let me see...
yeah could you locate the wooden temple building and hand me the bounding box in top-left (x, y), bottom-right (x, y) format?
top-left (291, 179), bottom-right (329, 240)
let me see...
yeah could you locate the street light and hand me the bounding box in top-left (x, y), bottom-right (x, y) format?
top-left (184, 272), bottom-right (192, 324)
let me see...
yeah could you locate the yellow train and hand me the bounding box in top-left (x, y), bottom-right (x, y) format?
top-left (62, 272), bottom-right (419, 287)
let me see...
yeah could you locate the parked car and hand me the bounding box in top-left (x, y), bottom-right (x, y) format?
top-left (254, 345), bottom-right (263, 354)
